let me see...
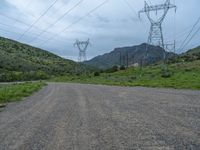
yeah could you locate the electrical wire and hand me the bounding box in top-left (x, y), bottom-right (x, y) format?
top-left (0, 13), bottom-right (61, 38)
top-left (30, 0), bottom-right (84, 43)
top-left (147, 0), bottom-right (153, 5)
top-left (123, 0), bottom-right (138, 17)
top-left (12, 0), bottom-right (34, 27)
top-left (122, 0), bottom-right (146, 29)
top-left (0, 22), bottom-right (69, 44)
top-left (180, 24), bottom-right (200, 51)
top-left (0, 13), bottom-right (30, 27)
top-left (0, 28), bottom-right (20, 35)
top-left (39, 0), bottom-right (109, 47)
top-left (178, 16), bottom-right (200, 51)
top-left (18, 0), bottom-right (59, 40)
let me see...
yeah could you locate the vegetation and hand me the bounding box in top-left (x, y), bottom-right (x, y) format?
top-left (0, 37), bottom-right (88, 82)
top-left (0, 82), bottom-right (46, 104)
top-left (167, 46), bottom-right (200, 64)
top-left (0, 36), bottom-right (200, 90)
top-left (186, 46), bottom-right (200, 55)
top-left (84, 43), bottom-right (174, 69)
top-left (52, 60), bottom-right (200, 90)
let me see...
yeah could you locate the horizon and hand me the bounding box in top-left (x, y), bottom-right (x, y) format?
top-left (0, 0), bottom-right (200, 61)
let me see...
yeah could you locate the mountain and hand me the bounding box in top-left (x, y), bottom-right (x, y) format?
top-left (178, 45), bottom-right (200, 62)
top-left (185, 46), bottom-right (200, 55)
top-left (84, 43), bottom-right (175, 69)
top-left (0, 37), bottom-right (81, 81)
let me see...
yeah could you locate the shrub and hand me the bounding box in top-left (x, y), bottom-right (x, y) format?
top-left (161, 69), bottom-right (171, 78)
top-left (105, 66), bottom-right (119, 73)
top-left (94, 72), bottom-right (100, 76)
top-left (120, 65), bottom-right (126, 70)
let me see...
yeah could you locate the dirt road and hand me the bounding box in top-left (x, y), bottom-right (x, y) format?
top-left (0, 83), bottom-right (200, 150)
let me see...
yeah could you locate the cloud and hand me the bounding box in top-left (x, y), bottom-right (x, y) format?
top-left (0, 0), bottom-right (200, 61)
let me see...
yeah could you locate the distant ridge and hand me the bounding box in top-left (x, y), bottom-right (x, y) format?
top-left (84, 43), bottom-right (175, 69)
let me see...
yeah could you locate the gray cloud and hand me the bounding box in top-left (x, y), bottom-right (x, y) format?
top-left (0, 0), bottom-right (200, 61)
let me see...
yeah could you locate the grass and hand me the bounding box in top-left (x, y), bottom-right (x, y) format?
top-left (52, 60), bottom-right (200, 90)
top-left (0, 82), bottom-right (46, 104)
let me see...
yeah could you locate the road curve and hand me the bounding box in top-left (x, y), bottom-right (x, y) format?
top-left (0, 83), bottom-right (200, 150)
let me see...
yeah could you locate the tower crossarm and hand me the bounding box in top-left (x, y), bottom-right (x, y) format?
top-left (139, 4), bottom-right (176, 14)
top-left (139, 0), bottom-right (176, 18)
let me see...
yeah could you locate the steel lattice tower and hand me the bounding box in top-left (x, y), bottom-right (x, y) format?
top-left (74, 39), bottom-right (90, 62)
top-left (139, 0), bottom-right (177, 48)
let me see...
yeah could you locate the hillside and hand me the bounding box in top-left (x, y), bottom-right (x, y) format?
top-left (0, 37), bottom-right (80, 81)
top-left (54, 59), bottom-right (200, 90)
top-left (53, 45), bottom-right (200, 90)
top-left (174, 45), bottom-right (200, 63)
top-left (84, 43), bottom-right (175, 69)
top-left (186, 46), bottom-right (200, 54)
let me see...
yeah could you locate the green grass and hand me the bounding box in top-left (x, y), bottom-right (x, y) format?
top-left (0, 36), bottom-right (90, 82)
top-left (0, 82), bottom-right (46, 104)
top-left (52, 60), bottom-right (200, 90)
top-left (0, 85), bottom-right (7, 89)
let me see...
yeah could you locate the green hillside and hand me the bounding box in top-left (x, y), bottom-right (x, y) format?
top-left (52, 45), bottom-right (200, 90)
top-left (186, 46), bottom-right (200, 54)
top-left (0, 37), bottom-right (81, 82)
top-left (173, 46), bottom-right (200, 63)
top-left (53, 58), bottom-right (200, 90)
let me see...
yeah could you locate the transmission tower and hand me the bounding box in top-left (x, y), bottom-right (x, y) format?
top-left (139, 0), bottom-right (177, 48)
top-left (74, 39), bottom-right (90, 62)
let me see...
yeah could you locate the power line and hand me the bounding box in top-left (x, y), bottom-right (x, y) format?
top-left (30, 0), bottom-right (84, 43)
top-left (0, 28), bottom-right (20, 35)
top-left (165, 27), bottom-right (192, 44)
top-left (0, 23), bottom-right (70, 44)
top-left (123, 0), bottom-right (138, 17)
top-left (12, 0), bottom-right (34, 27)
top-left (180, 24), bottom-right (200, 51)
top-left (39, 0), bottom-right (109, 47)
top-left (0, 13), bottom-right (30, 27)
top-left (178, 16), bottom-right (200, 51)
top-left (0, 13), bottom-right (62, 38)
top-left (18, 0), bottom-right (59, 40)
top-left (0, 23), bottom-right (43, 38)
top-left (122, 0), bottom-right (146, 28)
top-left (147, 0), bottom-right (153, 6)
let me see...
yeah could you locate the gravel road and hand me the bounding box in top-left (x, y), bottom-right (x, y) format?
top-left (0, 83), bottom-right (200, 150)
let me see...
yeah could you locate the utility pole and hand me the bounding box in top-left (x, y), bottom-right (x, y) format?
top-left (132, 54), bottom-right (135, 66)
top-left (145, 44), bottom-right (149, 65)
top-left (122, 55), bottom-right (126, 67)
top-left (139, 0), bottom-right (177, 49)
top-left (117, 52), bottom-right (122, 66)
top-left (74, 39), bottom-right (90, 63)
top-left (165, 41), bottom-right (176, 63)
top-left (126, 51), bottom-right (128, 68)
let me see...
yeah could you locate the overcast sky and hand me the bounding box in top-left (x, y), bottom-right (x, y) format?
top-left (0, 0), bottom-right (199, 61)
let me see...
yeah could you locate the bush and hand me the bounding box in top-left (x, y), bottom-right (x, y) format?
top-left (0, 70), bottom-right (49, 82)
top-left (120, 65), bottom-right (126, 70)
top-left (94, 72), bottom-right (100, 76)
top-left (161, 69), bottom-right (171, 78)
top-left (35, 70), bottom-right (49, 80)
top-left (105, 66), bottom-right (119, 73)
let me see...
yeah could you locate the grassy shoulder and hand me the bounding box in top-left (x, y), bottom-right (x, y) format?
top-left (52, 60), bottom-right (200, 90)
top-left (0, 82), bottom-right (46, 105)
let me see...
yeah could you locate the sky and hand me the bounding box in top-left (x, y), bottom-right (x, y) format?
top-left (0, 0), bottom-right (200, 61)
